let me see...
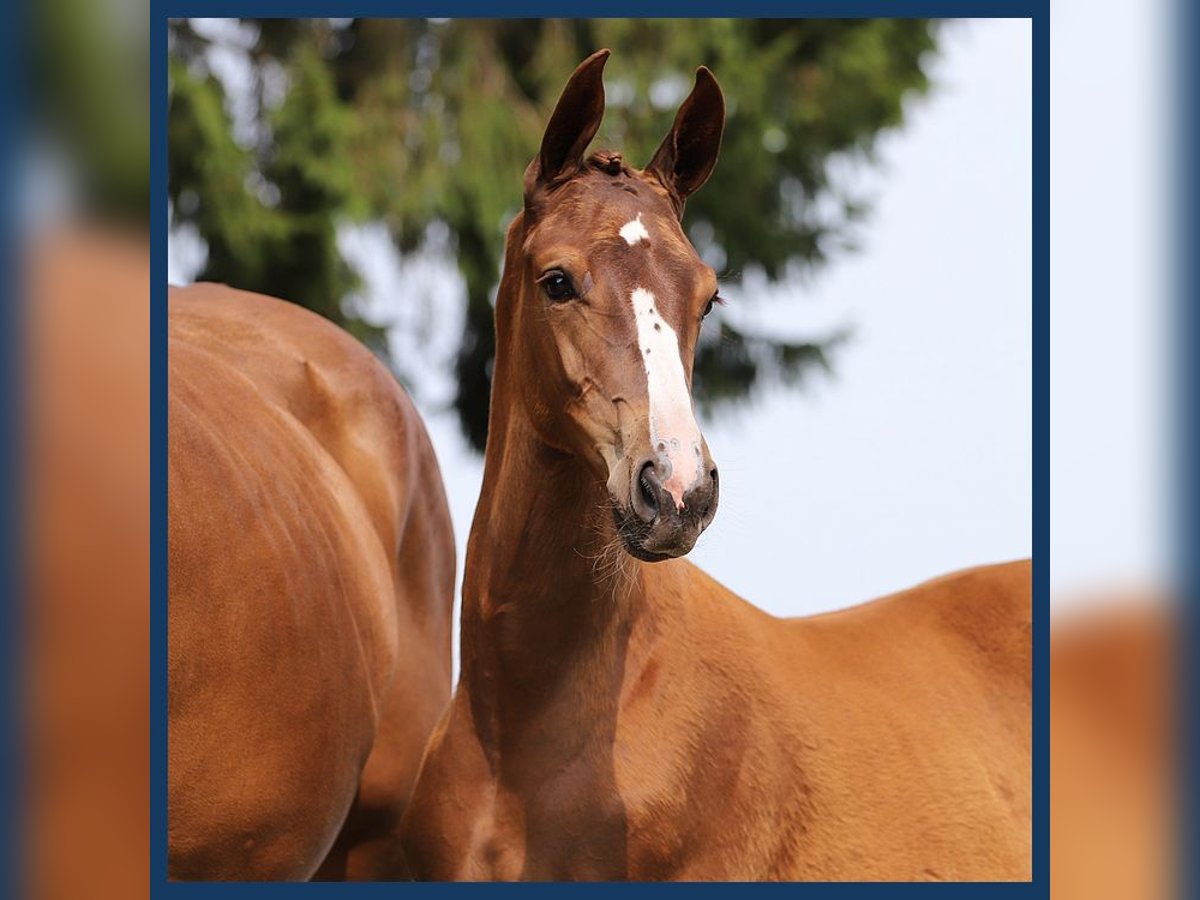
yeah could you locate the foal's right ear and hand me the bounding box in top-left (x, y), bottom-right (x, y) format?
top-left (525, 49), bottom-right (610, 195)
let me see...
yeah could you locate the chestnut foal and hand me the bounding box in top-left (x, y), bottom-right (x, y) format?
top-left (400, 50), bottom-right (1031, 881)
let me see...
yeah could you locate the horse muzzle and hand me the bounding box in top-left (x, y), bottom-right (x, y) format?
top-left (613, 456), bottom-right (719, 561)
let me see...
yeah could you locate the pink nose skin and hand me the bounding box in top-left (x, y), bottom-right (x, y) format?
top-left (654, 439), bottom-right (705, 510)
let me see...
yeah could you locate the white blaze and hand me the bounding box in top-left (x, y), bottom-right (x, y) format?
top-left (619, 213), bottom-right (649, 246)
top-left (629, 287), bottom-right (703, 509)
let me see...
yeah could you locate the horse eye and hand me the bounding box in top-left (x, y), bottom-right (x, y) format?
top-left (541, 271), bottom-right (577, 302)
top-left (702, 295), bottom-right (718, 319)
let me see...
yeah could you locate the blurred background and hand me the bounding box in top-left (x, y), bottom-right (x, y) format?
top-left (166, 18), bottom-right (1033, 631)
top-left (20, 2), bottom-right (148, 898)
top-left (10, 5), bottom-right (1186, 898)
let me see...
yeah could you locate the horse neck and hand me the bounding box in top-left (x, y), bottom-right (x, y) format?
top-left (458, 285), bottom-right (649, 749)
top-left (461, 401), bottom-right (644, 682)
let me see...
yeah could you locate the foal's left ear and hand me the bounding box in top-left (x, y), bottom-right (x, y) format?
top-left (646, 67), bottom-right (726, 216)
top-left (525, 49), bottom-right (610, 195)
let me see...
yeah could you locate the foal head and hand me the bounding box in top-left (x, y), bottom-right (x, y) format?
top-left (498, 50), bottom-right (725, 561)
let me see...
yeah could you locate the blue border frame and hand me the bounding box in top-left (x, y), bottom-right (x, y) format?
top-left (151, 5), bottom-right (1049, 894)
top-left (151, 3), bottom-right (170, 892)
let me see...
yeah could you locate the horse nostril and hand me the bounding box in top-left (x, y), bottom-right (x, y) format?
top-left (637, 462), bottom-right (659, 519)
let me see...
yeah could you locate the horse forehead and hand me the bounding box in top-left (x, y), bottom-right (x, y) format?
top-left (528, 211), bottom-right (695, 280)
top-left (548, 171), bottom-right (677, 237)
top-left (608, 222), bottom-right (700, 289)
top-left (587, 204), bottom-right (697, 272)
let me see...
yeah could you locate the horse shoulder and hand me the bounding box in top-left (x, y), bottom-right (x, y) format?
top-left (612, 561), bottom-right (811, 878)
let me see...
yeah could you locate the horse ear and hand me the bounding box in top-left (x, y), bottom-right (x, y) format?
top-left (646, 66), bottom-right (725, 216)
top-left (526, 49), bottom-right (610, 193)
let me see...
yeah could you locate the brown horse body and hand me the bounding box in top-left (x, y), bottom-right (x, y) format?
top-left (1050, 603), bottom-right (1172, 900)
top-left (400, 51), bottom-right (1030, 880)
top-left (168, 285), bottom-right (455, 879)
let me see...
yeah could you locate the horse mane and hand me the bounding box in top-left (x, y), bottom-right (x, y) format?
top-left (586, 149), bottom-right (632, 177)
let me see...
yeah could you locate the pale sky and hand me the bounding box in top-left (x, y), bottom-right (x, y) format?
top-left (1049, 0), bottom-right (1171, 607)
top-left (170, 15), bottom-right (1173, 654)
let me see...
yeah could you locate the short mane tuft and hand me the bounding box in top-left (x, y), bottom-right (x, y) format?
top-left (588, 150), bottom-right (628, 177)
